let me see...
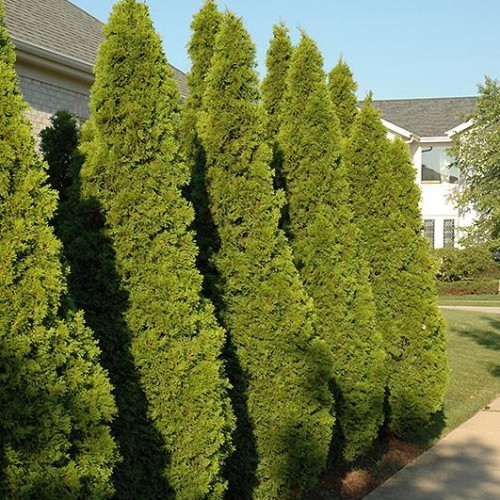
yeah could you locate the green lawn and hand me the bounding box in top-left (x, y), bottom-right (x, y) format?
top-left (439, 294), bottom-right (500, 307)
top-left (441, 308), bottom-right (500, 434)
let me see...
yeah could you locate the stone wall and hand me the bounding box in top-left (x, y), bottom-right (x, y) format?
top-left (19, 74), bottom-right (90, 142)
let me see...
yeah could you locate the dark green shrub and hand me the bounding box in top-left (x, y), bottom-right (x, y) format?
top-left (199, 12), bottom-right (333, 499)
top-left (39, 110), bottom-right (79, 200)
top-left (437, 278), bottom-right (500, 295)
top-left (435, 245), bottom-right (499, 282)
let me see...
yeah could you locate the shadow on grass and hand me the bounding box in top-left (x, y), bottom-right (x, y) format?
top-left (56, 165), bottom-right (171, 498)
top-left (454, 315), bottom-right (500, 352)
top-left (488, 363), bottom-right (500, 377)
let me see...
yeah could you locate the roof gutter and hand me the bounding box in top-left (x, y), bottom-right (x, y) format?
top-left (12, 37), bottom-right (95, 84)
top-left (380, 117), bottom-right (420, 143)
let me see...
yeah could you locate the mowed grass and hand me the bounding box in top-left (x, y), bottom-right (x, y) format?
top-left (439, 294), bottom-right (500, 307)
top-left (440, 308), bottom-right (500, 434)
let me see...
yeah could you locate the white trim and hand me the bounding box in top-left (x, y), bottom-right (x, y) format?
top-left (445, 119), bottom-right (474, 137)
top-left (12, 38), bottom-right (94, 84)
top-left (380, 117), bottom-right (419, 141)
top-left (419, 136), bottom-right (452, 144)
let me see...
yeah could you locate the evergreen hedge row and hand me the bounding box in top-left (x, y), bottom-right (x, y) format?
top-left (198, 11), bottom-right (334, 499)
top-left (276, 32), bottom-right (386, 462)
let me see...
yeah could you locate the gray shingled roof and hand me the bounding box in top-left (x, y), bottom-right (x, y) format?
top-left (5, 0), bottom-right (188, 97)
top-left (371, 97), bottom-right (477, 137)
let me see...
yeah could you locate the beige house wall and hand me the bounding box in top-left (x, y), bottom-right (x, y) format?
top-left (14, 51), bottom-right (93, 143)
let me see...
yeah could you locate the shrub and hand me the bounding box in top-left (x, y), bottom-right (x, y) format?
top-left (344, 101), bottom-right (448, 439)
top-left (276, 32), bottom-right (385, 462)
top-left (435, 245), bottom-right (499, 282)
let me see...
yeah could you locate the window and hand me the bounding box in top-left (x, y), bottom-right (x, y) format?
top-left (423, 219), bottom-right (435, 247)
top-left (421, 146), bottom-right (458, 183)
top-left (443, 219), bottom-right (455, 248)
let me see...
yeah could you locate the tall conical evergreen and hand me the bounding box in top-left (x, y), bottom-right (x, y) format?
top-left (261, 22), bottom-right (293, 196)
top-left (262, 22), bottom-right (293, 139)
top-left (180, 0), bottom-right (223, 291)
top-left (0, 1), bottom-right (119, 496)
top-left (39, 110), bottom-right (79, 200)
top-left (327, 58), bottom-right (359, 137)
top-left (344, 99), bottom-right (448, 438)
top-left (199, 12), bottom-right (333, 499)
top-left (277, 33), bottom-right (385, 461)
top-left (80, 1), bottom-right (234, 498)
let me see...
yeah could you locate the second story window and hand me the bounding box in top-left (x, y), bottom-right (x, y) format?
top-left (421, 146), bottom-right (458, 184)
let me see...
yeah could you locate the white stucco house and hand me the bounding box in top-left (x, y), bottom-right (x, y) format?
top-left (6, 0), bottom-right (476, 249)
top-left (372, 98), bottom-right (477, 248)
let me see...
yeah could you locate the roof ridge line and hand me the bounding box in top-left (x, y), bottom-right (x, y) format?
top-left (66, 0), bottom-right (105, 26)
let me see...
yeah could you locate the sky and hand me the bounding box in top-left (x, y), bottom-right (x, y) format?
top-left (71, 0), bottom-right (500, 100)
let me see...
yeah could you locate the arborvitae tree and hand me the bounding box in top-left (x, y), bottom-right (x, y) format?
top-left (0, 1), bottom-right (119, 496)
top-left (327, 58), bottom-right (359, 137)
top-left (180, 0), bottom-right (223, 290)
top-left (39, 110), bottom-right (79, 200)
top-left (344, 99), bottom-right (448, 438)
top-left (262, 22), bottom-right (293, 139)
top-left (277, 33), bottom-right (385, 462)
top-left (79, 1), bottom-right (234, 498)
top-left (199, 13), bottom-right (333, 499)
top-left (261, 22), bottom-right (293, 196)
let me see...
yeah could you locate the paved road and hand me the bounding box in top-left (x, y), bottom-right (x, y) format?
top-left (439, 305), bottom-right (500, 314)
top-left (365, 397), bottom-right (500, 499)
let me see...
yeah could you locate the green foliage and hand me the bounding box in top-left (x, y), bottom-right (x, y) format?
top-left (435, 245), bottom-right (499, 282)
top-left (437, 278), bottom-right (499, 295)
top-left (277, 33), bottom-right (385, 462)
top-left (41, 111), bottom-right (171, 497)
top-left (80, 1), bottom-right (234, 497)
top-left (451, 77), bottom-right (500, 243)
top-left (180, 0), bottom-right (223, 295)
top-left (327, 58), bottom-right (359, 137)
top-left (262, 23), bottom-right (293, 139)
top-left (262, 22), bottom-right (293, 198)
top-left (0, 2), bottom-right (119, 496)
top-left (39, 110), bottom-right (79, 199)
top-left (344, 101), bottom-right (449, 439)
top-left (199, 12), bottom-right (334, 499)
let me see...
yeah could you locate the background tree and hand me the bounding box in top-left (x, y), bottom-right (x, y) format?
top-left (80, 1), bottom-right (234, 498)
top-left (278, 33), bottom-right (385, 462)
top-left (39, 110), bottom-right (79, 200)
top-left (180, 0), bottom-right (223, 294)
top-left (262, 22), bottom-right (293, 139)
top-left (199, 12), bottom-right (333, 499)
top-left (452, 77), bottom-right (500, 245)
top-left (327, 57), bottom-right (359, 137)
top-left (344, 99), bottom-right (448, 439)
top-left (261, 22), bottom-right (293, 196)
top-left (0, 1), bottom-right (118, 496)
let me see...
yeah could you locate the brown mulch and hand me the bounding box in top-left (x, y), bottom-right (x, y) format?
top-left (305, 438), bottom-right (423, 500)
